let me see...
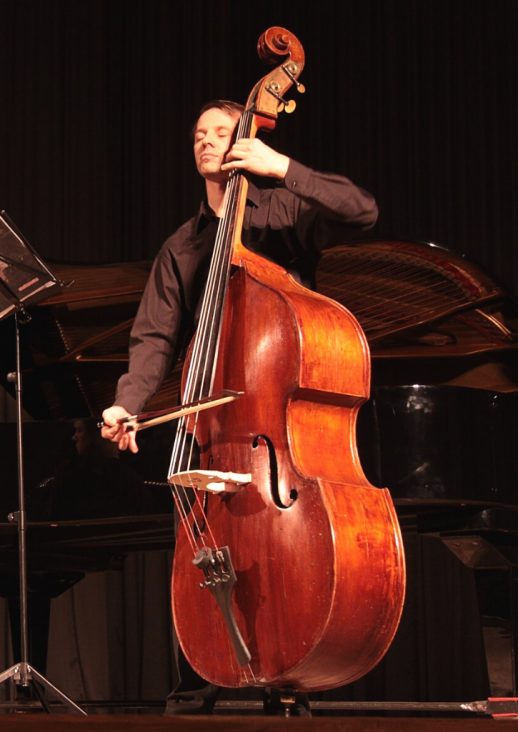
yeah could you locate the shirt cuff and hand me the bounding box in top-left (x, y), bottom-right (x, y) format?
top-left (282, 159), bottom-right (313, 196)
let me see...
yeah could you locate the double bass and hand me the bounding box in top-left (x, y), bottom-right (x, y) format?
top-left (168, 27), bottom-right (405, 691)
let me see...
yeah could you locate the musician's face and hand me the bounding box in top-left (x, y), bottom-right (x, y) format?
top-left (193, 107), bottom-right (239, 183)
top-left (72, 420), bottom-right (90, 455)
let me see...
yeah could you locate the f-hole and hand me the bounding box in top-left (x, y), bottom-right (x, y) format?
top-left (253, 435), bottom-right (297, 509)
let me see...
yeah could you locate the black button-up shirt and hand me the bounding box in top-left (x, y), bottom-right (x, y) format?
top-left (115, 160), bottom-right (378, 414)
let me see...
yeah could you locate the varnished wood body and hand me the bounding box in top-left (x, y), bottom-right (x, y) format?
top-left (172, 257), bottom-right (406, 690)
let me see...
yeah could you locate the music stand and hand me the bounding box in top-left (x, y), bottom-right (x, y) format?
top-left (0, 211), bottom-right (86, 715)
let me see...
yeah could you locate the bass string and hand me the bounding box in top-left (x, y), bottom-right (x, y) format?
top-left (166, 123), bottom-right (248, 550)
top-left (167, 111), bottom-right (253, 554)
top-left (177, 110), bottom-right (252, 413)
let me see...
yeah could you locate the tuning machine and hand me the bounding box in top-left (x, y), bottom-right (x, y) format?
top-left (278, 99), bottom-right (297, 114)
top-left (266, 82), bottom-right (297, 114)
top-left (282, 63), bottom-right (306, 94)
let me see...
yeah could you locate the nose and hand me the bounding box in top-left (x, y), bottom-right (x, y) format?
top-left (201, 130), bottom-right (217, 148)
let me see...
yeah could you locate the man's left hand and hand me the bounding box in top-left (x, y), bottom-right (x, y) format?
top-left (221, 139), bottom-right (290, 180)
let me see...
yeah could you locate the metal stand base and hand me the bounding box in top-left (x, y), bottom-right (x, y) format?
top-left (0, 662), bottom-right (86, 715)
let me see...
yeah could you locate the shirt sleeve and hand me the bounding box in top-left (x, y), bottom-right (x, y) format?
top-left (282, 159), bottom-right (378, 247)
top-left (272, 160), bottom-right (378, 260)
top-left (114, 244), bottom-right (185, 415)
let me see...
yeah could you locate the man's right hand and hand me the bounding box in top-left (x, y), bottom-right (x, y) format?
top-left (101, 405), bottom-right (139, 453)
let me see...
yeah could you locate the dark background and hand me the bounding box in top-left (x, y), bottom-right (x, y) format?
top-left (0, 0), bottom-right (516, 292)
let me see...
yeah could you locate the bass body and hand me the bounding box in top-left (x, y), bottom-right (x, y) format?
top-left (172, 251), bottom-right (405, 690)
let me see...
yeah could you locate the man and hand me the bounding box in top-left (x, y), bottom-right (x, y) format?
top-left (102, 100), bottom-right (378, 713)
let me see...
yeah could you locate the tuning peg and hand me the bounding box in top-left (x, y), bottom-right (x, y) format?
top-left (267, 83), bottom-right (298, 114)
top-left (282, 63), bottom-right (305, 93)
top-left (277, 98), bottom-right (297, 114)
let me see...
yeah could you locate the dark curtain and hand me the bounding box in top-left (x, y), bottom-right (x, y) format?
top-left (0, 0), bottom-right (516, 290)
top-left (0, 0), bottom-right (514, 709)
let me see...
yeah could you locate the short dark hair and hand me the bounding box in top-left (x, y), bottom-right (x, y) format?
top-left (191, 100), bottom-right (245, 138)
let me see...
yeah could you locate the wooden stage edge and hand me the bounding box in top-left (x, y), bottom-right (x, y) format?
top-left (0, 715), bottom-right (515, 731)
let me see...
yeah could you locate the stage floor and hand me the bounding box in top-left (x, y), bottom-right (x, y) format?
top-left (0, 713), bottom-right (513, 731)
top-left (0, 702), bottom-right (518, 732)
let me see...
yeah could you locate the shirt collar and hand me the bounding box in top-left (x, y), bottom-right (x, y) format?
top-left (195, 180), bottom-right (260, 233)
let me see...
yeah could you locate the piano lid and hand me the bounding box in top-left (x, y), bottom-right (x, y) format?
top-left (1, 240), bottom-right (517, 421)
top-left (317, 240), bottom-right (518, 359)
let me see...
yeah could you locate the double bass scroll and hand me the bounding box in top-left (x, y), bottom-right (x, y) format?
top-left (169, 27), bottom-right (406, 691)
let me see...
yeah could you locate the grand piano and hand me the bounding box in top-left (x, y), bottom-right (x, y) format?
top-left (1, 239), bottom-right (518, 703)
